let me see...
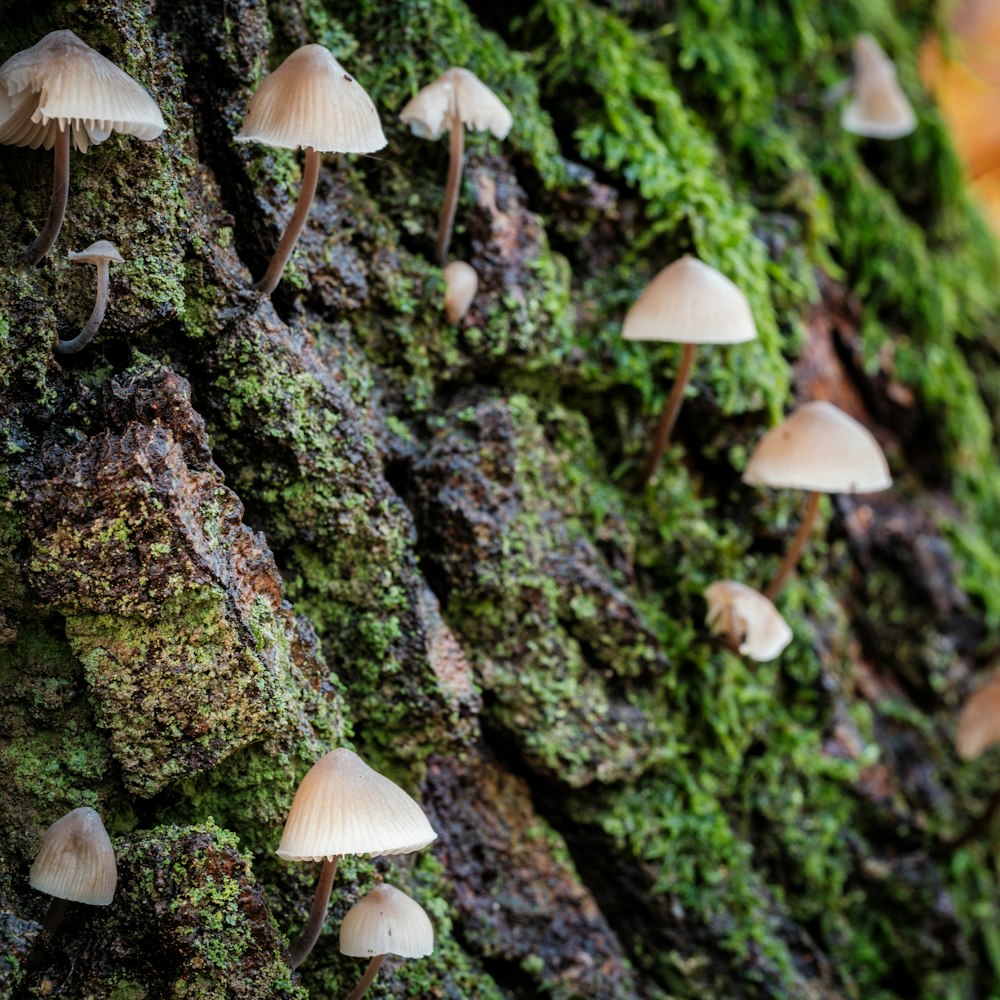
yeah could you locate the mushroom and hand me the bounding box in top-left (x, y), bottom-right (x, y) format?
top-left (340, 884), bottom-right (434, 1000)
top-left (957, 670), bottom-right (1000, 760)
top-left (443, 260), bottom-right (478, 324)
top-left (399, 67), bottom-right (512, 265)
top-left (56, 240), bottom-right (124, 355)
top-left (277, 747), bottom-right (437, 970)
top-left (236, 44), bottom-right (386, 295)
top-left (29, 806), bottom-right (117, 936)
top-left (743, 400), bottom-right (891, 599)
top-left (0, 29), bottom-right (164, 264)
top-left (623, 255), bottom-right (757, 489)
top-left (704, 580), bottom-right (793, 661)
top-left (841, 34), bottom-right (916, 139)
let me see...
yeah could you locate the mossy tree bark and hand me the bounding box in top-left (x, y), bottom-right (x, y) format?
top-left (2, 1), bottom-right (1000, 998)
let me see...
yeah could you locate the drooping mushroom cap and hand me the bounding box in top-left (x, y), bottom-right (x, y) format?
top-left (742, 401), bottom-right (891, 494)
top-left (276, 747), bottom-right (438, 862)
top-left (957, 671), bottom-right (1000, 760)
top-left (399, 67), bottom-right (512, 142)
top-left (340, 884), bottom-right (434, 959)
top-left (443, 260), bottom-right (478, 324)
top-left (0, 29), bottom-right (165, 153)
top-left (236, 44), bottom-right (386, 154)
top-left (705, 580), bottom-right (793, 662)
top-left (29, 806), bottom-right (117, 906)
top-left (68, 239), bottom-right (124, 266)
top-left (622, 256), bottom-right (757, 345)
top-left (841, 34), bottom-right (916, 139)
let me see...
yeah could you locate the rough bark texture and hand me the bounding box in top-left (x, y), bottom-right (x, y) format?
top-left (3, 0), bottom-right (1000, 997)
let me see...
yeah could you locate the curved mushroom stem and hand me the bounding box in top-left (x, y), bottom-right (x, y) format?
top-left (288, 854), bottom-right (339, 971)
top-left (764, 490), bottom-right (821, 600)
top-left (25, 898), bottom-right (69, 974)
top-left (254, 145), bottom-right (321, 295)
top-left (56, 259), bottom-right (112, 355)
top-left (636, 342), bottom-right (697, 491)
top-left (27, 125), bottom-right (71, 265)
top-left (42, 896), bottom-right (68, 936)
top-left (435, 103), bottom-right (465, 265)
top-left (344, 954), bottom-right (387, 1000)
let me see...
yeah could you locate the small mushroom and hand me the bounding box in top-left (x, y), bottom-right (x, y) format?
top-left (236, 44), bottom-right (386, 295)
top-left (340, 884), bottom-right (434, 1000)
top-left (277, 747), bottom-right (437, 970)
top-left (56, 240), bottom-right (124, 355)
top-left (704, 580), bottom-right (793, 661)
top-left (443, 260), bottom-right (478, 324)
top-left (399, 67), bottom-right (512, 264)
top-left (623, 255), bottom-right (757, 489)
top-left (957, 671), bottom-right (1000, 760)
top-left (743, 400), bottom-right (891, 599)
top-left (0, 30), bottom-right (164, 264)
top-left (841, 34), bottom-right (916, 139)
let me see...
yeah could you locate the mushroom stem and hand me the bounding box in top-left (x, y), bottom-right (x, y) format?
top-left (764, 490), bottom-right (821, 600)
top-left (636, 342), bottom-right (698, 491)
top-left (255, 145), bottom-right (321, 295)
top-left (344, 954), bottom-right (387, 1000)
top-left (42, 896), bottom-right (68, 936)
top-left (56, 258), bottom-right (112, 355)
top-left (27, 124), bottom-right (71, 265)
top-left (435, 104), bottom-right (464, 265)
top-left (288, 854), bottom-right (339, 970)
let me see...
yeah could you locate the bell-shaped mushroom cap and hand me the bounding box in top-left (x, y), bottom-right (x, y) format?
top-left (68, 239), bottom-right (124, 265)
top-left (957, 671), bottom-right (1000, 760)
top-left (622, 256), bottom-right (757, 345)
top-left (29, 806), bottom-right (117, 906)
top-left (0, 29), bottom-right (165, 153)
top-left (443, 260), bottom-right (478, 324)
top-left (236, 44), bottom-right (386, 154)
top-left (841, 34), bottom-right (916, 139)
top-left (276, 747), bottom-right (437, 862)
top-left (340, 884), bottom-right (434, 959)
top-left (399, 67), bottom-right (512, 142)
top-left (742, 400), bottom-right (891, 494)
top-left (705, 580), bottom-right (793, 662)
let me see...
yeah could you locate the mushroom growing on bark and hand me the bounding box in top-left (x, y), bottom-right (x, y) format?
top-left (743, 400), bottom-right (891, 599)
top-left (277, 747), bottom-right (437, 970)
top-left (841, 33), bottom-right (916, 139)
top-left (443, 260), bottom-right (478, 324)
top-left (705, 580), bottom-right (793, 661)
top-left (399, 67), bottom-right (512, 264)
top-left (236, 44), bottom-right (386, 295)
top-left (56, 239), bottom-right (124, 355)
top-left (340, 884), bottom-right (434, 1000)
top-left (0, 29), bottom-right (165, 264)
top-left (624, 255), bottom-right (757, 489)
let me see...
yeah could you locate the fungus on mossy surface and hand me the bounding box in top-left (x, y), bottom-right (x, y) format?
top-left (841, 34), bottom-right (916, 139)
top-left (705, 580), bottom-right (792, 661)
top-left (236, 44), bottom-right (386, 295)
top-left (743, 401), bottom-right (891, 599)
top-left (623, 256), bottom-right (757, 490)
top-left (0, 29), bottom-right (164, 264)
top-left (957, 670), bottom-right (1000, 760)
top-left (443, 260), bottom-right (478, 324)
top-left (399, 67), bottom-right (512, 264)
top-left (340, 884), bottom-right (434, 1000)
top-left (56, 239), bottom-right (123, 355)
top-left (277, 747), bottom-right (437, 970)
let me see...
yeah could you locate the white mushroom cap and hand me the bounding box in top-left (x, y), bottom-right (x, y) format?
top-left (0, 29), bottom-right (165, 153)
top-left (236, 44), bottom-right (386, 154)
top-left (742, 400), bottom-right (891, 494)
top-left (68, 239), bottom-right (124, 265)
top-left (276, 747), bottom-right (437, 862)
top-left (399, 67), bottom-right (512, 142)
top-left (340, 884), bottom-right (434, 959)
top-left (704, 580), bottom-right (793, 662)
top-left (841, 34), bottom-right (916, 139)
top-left (443, 260), bottom-right (478, 324)
top-left (622, 256), bottom-right (757, 345)
top-left (957, 671), bottom-right (1000, 760)
top-left (29, 806), bottom-right (117, 906)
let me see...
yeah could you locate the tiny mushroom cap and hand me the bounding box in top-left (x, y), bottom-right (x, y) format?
top-left (340, 884), bottom-right (434, 959)
top-left (277, 747), bottom-right (438, 862)
top-left (742, 400), bottom-right (891, 494)
top-left (622, 256), bottom-right (758, 345)
top-left (841, 33), bottom-right (916, 139)
top-left (957, 671), bottom-right (1000, 760)
top-left (29, 806), bottom-right (117, 906)
top-left (0, 29), bottom-right (165, 153)
top-left (705, 580), bottom-right (793, 662)
top-left (236, 44), bottom-right (386, 154)
top-left (399, 67), bottom-right (512, 141)
top-left (443, 260), bottom-right (478, 324)
top-left (68, 239), bottom-right (124, 266)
